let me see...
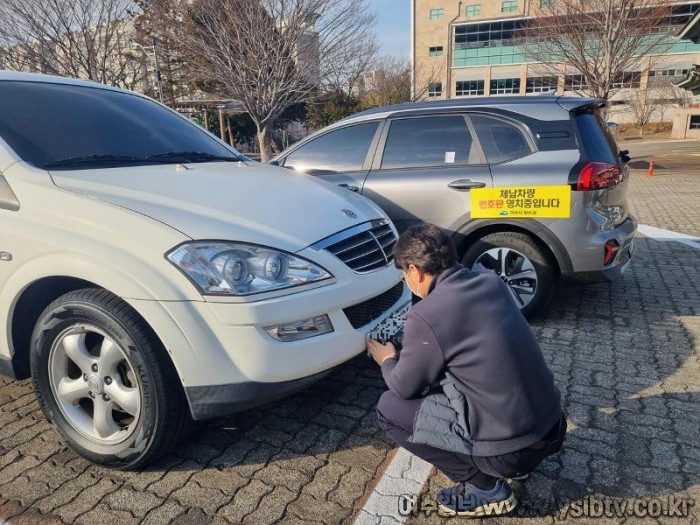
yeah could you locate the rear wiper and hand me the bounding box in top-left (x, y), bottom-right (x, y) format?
top-left (43, 155), bottom-right (153, 169)
top-left (146, 151), bottom-right (240, 163)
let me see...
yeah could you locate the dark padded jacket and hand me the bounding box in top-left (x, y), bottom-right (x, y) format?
top-left (381, 263), bottom-right (562, 456)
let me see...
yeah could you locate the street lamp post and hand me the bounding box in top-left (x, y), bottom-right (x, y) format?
top-left (132, 38), bottom-right (164, 104)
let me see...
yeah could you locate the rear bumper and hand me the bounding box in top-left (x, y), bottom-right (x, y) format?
top-left (561, 214), bottom-right (637, 284)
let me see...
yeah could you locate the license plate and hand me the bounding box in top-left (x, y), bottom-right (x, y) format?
top-left (368, 301), bottom-right (410, 342)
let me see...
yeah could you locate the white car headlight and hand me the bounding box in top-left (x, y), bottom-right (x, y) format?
top-left (167, 242), bottom-right (332, 296)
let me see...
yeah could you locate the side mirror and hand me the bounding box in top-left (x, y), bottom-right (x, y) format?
top-left (619, 150), bottom-right (630, 164)
top-left (269, 159), bottom-right (280, 166)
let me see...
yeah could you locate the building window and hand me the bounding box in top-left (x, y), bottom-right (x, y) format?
top-left (612, 72), bottom-right (641, 89)
top-left (466, 4), bottom-right (481, 16)
top-left (490, 78), bottom-right (521, 94)
top-left (455, 80), bottom-right (485, 96)
top-left (649, 69), bottom-right (690, 83)
top-left (429, 8), bottom-right (445, 20)
top-left (501, 0), bottom-right (518, 12)
top-left (429, 46), bottom-right (444, 57)
top-left (690, 115), bottom-right (700, 130)
top-left (453, 19), bottom-right (535, 66)
top-left (539, 0), bottom-right (555, 7)
top-left (526, 76), bottom-right (558, 93)
top-left (657, 2), bottom-right (700, 31)
top-left (428, 82), bottom-right (443, 97)
top-left (565, 74), bottom-right (588, 90)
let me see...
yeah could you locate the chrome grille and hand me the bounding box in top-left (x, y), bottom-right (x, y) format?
top-left (313, 220), bottom-right (398, 273)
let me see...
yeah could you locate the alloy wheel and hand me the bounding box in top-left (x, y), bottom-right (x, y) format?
top-left (48, 325), bottom-right (141, 445)
top-left (474, 247), bottom-right (538, 309)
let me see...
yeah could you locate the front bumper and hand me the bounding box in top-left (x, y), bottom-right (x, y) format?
top-left (131, 263), bottom-right (409, 420)
top-left (185, 368), bottom-right (334, 419)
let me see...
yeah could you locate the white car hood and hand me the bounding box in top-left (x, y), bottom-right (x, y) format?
top-left (51, 162), bottom-right (386, 253)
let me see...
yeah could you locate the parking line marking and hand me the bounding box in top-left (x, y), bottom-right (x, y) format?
top-left (637, 224), bottom-right (700, 251)
top-left (353, 448), bottom-right (432, 525)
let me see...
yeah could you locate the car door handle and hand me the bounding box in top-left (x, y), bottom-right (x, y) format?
top-left (448, 179), bottom-right (486, 190)
top-left (338, 184), bottom-right (359, 192)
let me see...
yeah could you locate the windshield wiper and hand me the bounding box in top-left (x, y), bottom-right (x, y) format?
top-left (43, 155), bottom-right (154, 169)
top-left (146, 151), bottom-right (240, 163)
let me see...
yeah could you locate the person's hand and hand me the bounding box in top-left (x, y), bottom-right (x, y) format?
top-left (367, 339), bottom-right (398, 366)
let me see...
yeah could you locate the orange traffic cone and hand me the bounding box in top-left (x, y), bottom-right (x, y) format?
top-left (647, 159), bottom-right (655, 177)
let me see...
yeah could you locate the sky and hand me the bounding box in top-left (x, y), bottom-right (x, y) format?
top-left (370, 0), bottom-right (411, 58)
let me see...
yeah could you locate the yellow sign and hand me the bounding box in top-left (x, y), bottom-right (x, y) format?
top-left (471, 185), bottom-right (571, 219)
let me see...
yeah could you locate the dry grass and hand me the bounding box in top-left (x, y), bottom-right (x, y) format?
top-left (619, 122), bottom-right (673, 140)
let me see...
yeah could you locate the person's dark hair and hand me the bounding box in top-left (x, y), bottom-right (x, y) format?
top-left (393, 223), bottom-right (458, 275)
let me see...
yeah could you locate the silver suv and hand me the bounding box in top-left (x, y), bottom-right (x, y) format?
top-left (272, 96), bottom-right (637, 317)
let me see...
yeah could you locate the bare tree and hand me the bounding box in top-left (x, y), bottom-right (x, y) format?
top-left (175, 0), bottom-right (376, 161)
top-left (132, 0), bottom-right (192, 103)
top-left (322, 33), bottom-right (379, 97)
top-left (360, 55), bottom-right (411, 108)
top-left (640, 78), bottom-right (693, 124)
top-left (413, 56), bottom-right (447, 101)
top-left (654, 78), bottom-right (693, 107)
top-left (0, 0), bottom-right (144, 89)
top-left (523, 0), bottom-right (674, 100)
top-left (628, 88), bottom-right (659, 135)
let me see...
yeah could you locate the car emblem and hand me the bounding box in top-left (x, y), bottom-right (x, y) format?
top-left (88, 375), bottom-right (104, 395)
top-left (342, 209), bottom-right (358, 219)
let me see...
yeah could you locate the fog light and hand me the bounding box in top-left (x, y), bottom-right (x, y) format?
top-left (264, 315), bottom-right (333, 342)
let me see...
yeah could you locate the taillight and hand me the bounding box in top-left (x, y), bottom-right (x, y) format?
top-left (577, 162), bottom-right (622, 191)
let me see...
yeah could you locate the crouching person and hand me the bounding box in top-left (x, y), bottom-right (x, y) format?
top-left (368, 223), bottom-right (566, 517)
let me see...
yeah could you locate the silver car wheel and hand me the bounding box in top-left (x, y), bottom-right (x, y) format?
top-left (48, 325), bottom-right (141, 445)
top-left (474, 247), bottom-right (537, 308)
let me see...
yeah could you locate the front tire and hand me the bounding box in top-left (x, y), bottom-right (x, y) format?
top-left (30, 288), bottom-right (191, 469)
top-left (461, 232), bottom-right (558, 318)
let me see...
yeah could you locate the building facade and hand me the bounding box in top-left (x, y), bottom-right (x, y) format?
top-left (411, 0), bottom-right (700, 121)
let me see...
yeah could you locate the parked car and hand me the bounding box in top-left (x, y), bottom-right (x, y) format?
top-left (607, 121), bottom-right (621, 139)
top-left (271, 96), bottom-right (637, 317)
top-left (0, 71), bottom-right (408, 468)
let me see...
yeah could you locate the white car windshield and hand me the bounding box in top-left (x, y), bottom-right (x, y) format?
top-left (0, 80), bottom-right (241, 170)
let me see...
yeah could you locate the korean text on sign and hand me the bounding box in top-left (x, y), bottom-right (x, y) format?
top-left (470, 185), bottom-right (571, 219)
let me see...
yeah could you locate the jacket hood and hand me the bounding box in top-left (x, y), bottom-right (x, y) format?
top-left (50, 161), bottom-right (387, 253)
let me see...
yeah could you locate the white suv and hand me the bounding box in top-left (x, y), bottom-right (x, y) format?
top-left (0, 72), bottom-right (408, 468)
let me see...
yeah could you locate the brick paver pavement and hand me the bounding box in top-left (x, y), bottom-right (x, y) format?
top-left (0, 168), bottom-right (698, 525)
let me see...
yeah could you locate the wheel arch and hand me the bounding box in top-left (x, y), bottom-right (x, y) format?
top-left (1, 251), bottom-right (196, 381)
top-left (9, 276), bottom-right (97, 379)
top-left (451, 219), bottom-right (572, 275)
top-left (7, 277), bottom-right (178, 383)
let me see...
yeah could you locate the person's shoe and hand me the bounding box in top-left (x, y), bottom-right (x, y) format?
top-left (508, 472), bottom-right (531, 482)
top-left (437, 479), bottom-right (516, 517)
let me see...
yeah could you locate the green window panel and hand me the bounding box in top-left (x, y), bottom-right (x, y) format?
top-left (501, 0), bottom-right (518, 12)
top-left (466, 4), bottom-right (481, 15)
